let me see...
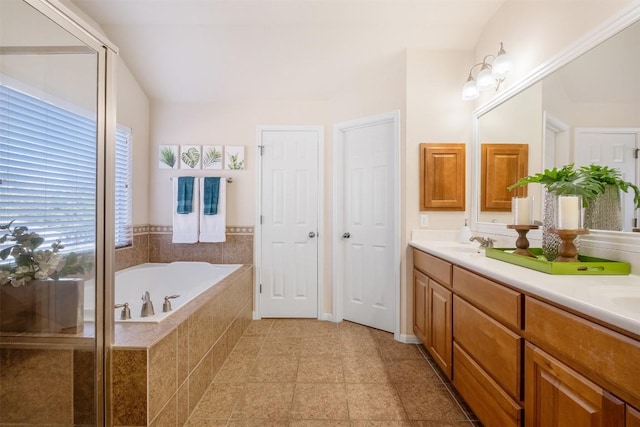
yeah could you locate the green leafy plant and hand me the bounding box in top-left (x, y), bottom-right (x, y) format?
top-left (202, 147), bottom-right (222, 167)
top-left (507, 163), bottom-right (603, 206)
top-left (159, 146), bottom-right (177, 168)
top-left (227, 153), bottom-right (244, 170)
top-left (578, 164), bottom-right (640, 209)
top-left (181, 147), bottom-right (200, 168)
top-left (0, 221), bottom-right (93, 287)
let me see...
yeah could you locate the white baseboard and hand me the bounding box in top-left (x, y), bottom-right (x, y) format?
top-left (319, 313), bottom-right (334, 322)
top-left (252, 311), bottom-right (260, 320)
top-left (397, 333), bottom-right (422, 344)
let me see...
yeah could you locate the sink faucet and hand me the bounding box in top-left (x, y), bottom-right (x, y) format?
top-left (141, 291), bottom-right (155, 317)
top-left (469, 236), bottom-right (496, 248)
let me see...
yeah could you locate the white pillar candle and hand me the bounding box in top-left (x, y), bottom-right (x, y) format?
top-left (512, 196), bottom-right (531, 225)
top-left (557, 195), bottom-right (581, 229)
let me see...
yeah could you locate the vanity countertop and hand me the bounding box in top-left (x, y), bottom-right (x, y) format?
top-left (409, 240), bottom-right (640, 338)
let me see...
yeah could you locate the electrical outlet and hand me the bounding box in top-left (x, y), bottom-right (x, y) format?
top-left (420, 214), bottom-right (429, 228)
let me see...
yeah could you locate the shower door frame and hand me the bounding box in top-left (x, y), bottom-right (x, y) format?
top-left (15, 1), bottom-right (119, 425)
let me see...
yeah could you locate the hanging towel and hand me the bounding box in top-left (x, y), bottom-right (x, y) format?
top-left (202, 177), bottom-right (221, 215)
top-left (176, 176), bottom-right (195, 214)
top-left (172, 177), bottom-right (199, 243)
top-left (199, 177), bottom-right (226, 242)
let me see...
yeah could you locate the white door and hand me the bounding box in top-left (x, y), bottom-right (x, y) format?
top-left (333, 112), bottom-right (399, 333)
top-left (574, 128), bottom-right (639, 231)
top-left (258, 127), bottom-right (321, 318)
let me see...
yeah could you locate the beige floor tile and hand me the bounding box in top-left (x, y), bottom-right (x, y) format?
top-left (244, 319), bottom-right (274, 336)
top-left (214, 357), bottom-right (256, 384)
top-left (189, 383), bottom-right (244, 419)
top-left (377, 341), bottom-right (422, 360)
top-left (229, 336), bottom-right (265, 358)
top-left (345, 383), bottom-right (407, 421)
top-left (350, 421), bottom-right (414, 426)
top-left (290, 383), bottom-right (349, 420)
top-left (260, 337), bottom-right (302, 356)
top-left (340, 337), bottom-right (381, 355)
top-left (289, 420), bottom-right (350, 427)
top-left (228, 419), bottom-right (289, 426)
top-left (342, 356), bottom-right (390, 383)
top-left (338, 322), bottom-right (375, 340)
top-left (298, 336), bottom-right (342, 357)
top-left (412, 422), bottom-right (475, 426)
top-left (269, 319), bottom-right (307, 338)
top-left (385, 359), bottom-right (442, 384)
top-left (185, 419), bottom-right (229, 426)
top-left (369, 328), bottom-right (394, 342)
top-left (231, 382), bottom-right (295, 420)
top-left (249, 356), bottom-right (299, 383)
top-left (300, 320), bottom-right (339, 337)
top-left (396, 384), bottom-right (467, 422)
top-left (297, 357), bottom-right (344, 383)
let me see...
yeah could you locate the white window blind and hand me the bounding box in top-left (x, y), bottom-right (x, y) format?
top-left (115, 126), bottom-right (132, 248)
top-left (0, 83), bottom-right (132, 252)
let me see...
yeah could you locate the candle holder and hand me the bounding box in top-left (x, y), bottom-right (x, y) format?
top-left (507, 224), bottom-right (539, 257)
top-left (549, 228), bottom-right (589, 262)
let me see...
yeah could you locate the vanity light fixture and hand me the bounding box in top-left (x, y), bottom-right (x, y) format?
top-left (461, 42), bottom-right (513, 101)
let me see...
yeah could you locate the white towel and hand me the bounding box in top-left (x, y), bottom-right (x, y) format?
top-left (199, 177), bottom-right (226, 242)
top-left (172, 178), bottom-right (200, 243)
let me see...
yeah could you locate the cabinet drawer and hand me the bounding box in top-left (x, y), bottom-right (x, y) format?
top-left (526, 297), bottom-right (640, 409)
top-left (454, 295), bottom-right (522, 400)
top-left (453, 342), bottom-right (522, 427)
top-left (413, 249), bottom-right (452, 286)
top-left (453, 266), bottom-right (522, 329)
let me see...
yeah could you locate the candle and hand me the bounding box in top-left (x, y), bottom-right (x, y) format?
top-left (557, 195), bottom-right (581, 229)
top-left (512, 196), bottom-right (531, 225)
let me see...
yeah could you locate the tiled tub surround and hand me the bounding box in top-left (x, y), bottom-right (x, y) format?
top-left (116, 225), bottom-right (254, 271)
top-left (112, 264), bottom-right (253, 426)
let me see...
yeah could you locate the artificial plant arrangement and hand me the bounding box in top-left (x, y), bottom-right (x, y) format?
top-left (508, 163), bottom-right (640, 208)
top-left (0, 221), bottom-right (93, 287)
top-left (507, 163), bottom-right (602, 204)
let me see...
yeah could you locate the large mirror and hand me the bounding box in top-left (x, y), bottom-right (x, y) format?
top-left (473, 9), bottom-right (640, 244)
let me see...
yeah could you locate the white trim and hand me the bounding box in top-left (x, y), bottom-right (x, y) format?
top-left (332, 110), bottom-right (401, 340)
top-left (255, 125), bottom-right (324, 320)
top-left (471, 2), bottom-right (640, 253)
top-left (398, 334), bottom-right (422, 345)
top-left (320, 313), bottom-right (333, 322)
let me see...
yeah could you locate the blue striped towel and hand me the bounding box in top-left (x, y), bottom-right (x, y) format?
top-left (176, 176), bottom-right (195, 214)
top-left (203, 177), bottom-right (221, 215)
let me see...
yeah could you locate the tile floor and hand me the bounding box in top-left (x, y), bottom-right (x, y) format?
top-left (185, 319), bottom-right (482, 426)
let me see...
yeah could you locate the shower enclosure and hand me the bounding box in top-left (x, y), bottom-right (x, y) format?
top-left (0, 0), bottom-right (116, 424)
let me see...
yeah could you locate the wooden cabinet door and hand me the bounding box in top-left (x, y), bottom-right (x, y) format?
top-left (413, 269), bottom-right (428, 344)
top-left (427, 279), bottom-right (452, 379)
top-left (525, 343), bottom-right (625, 427)
top-left (627, 406), bottom-right (640, 427)
top-left (419, 143), bottom-right (465, 211)
top-left (481, 143), bottom-right (528, 211)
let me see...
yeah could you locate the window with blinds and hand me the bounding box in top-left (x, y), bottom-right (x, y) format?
top-left (0, 83), bottom-right (132, 254)
top-left (115, 126), bottom-right (132, 248)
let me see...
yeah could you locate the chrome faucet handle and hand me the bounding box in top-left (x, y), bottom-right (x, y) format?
top-left (163, 295), bottom-right (180, 313)
top-left (114, 302), bottom-right (131, 320)
top-left (140, 291), bottom-right (155, 317)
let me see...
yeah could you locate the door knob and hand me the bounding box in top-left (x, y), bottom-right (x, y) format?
top-left (308, 231), bottom-right (316, 238)
top-left (342, 232), bottom-right (351, 239)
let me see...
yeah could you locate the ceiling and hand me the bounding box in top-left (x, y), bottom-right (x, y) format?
top-left (70, 0), bottom-right (507, 103)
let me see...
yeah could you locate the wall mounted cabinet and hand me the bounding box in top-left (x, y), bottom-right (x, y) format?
top-left (481, 143), bottom-right (528, 211)
top-left (419, 143), bottom-right (465, 211)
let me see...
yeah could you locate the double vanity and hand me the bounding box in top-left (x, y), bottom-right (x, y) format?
top-left (410, 240), bottom-right (640, 427)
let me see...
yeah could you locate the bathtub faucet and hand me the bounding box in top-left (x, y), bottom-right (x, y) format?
top-left (141, 291), bottom-right (155, 317)
top-left (163, 295), bottom-right (180, 312)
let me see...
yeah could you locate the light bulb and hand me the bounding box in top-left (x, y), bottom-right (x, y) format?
top-left (492, 43), bottom-right (513, 79)
top-left (461, 78), bottom-right (479, 101)
top-left (476, 65), bottom-right (495, 91)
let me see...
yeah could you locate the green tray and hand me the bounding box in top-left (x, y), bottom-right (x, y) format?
top-left (485, 248), bottom-right (631, 275)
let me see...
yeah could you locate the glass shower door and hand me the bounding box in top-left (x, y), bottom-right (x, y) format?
top-left (0, 0), bottom-right (110, 424)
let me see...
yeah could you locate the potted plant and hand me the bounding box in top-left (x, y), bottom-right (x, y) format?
top-left (507, 163), bottom-right (602, 260)
top-left (578, 165), bottom-right (640, 231)
top-left (0, 221), bottom-right (93, 333)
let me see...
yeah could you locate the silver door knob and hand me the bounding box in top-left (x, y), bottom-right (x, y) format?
top-left (342, 232), bottom-right (351, 239)
top-left (308, 231), bottom-right (316, 238)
